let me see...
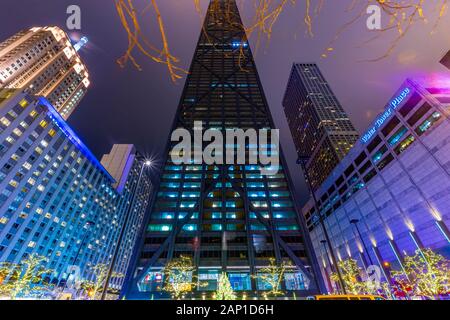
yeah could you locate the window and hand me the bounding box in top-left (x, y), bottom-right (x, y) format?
top-left (367, 135), bottom-right (382, 153)
top-left (395, 135), bottom-right (415, 155)
top-left (382, 116), bottom-right (400, 137)
top-left (407, 103), bottom-right (431, 126)
top-left (284, 272), bottom-right (306, 290)
top-left (228, 273), bottom-right (252, 291)
top-left (148, 224), bottom-right (172, 232)
top-left (415, 112), bottom-right (442, 136)
top-left (388, 126), bottom-right (408, 146)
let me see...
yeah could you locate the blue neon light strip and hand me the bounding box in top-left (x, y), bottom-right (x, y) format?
top-left (361, 87), bottom-right (411, 144)
top-left (436, 221), bottom-right (450, 243)
top-left (38, 97), bottom-right (115, 182)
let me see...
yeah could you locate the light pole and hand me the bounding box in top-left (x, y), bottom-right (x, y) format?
top-left (61, 220), bottom-right (95, 295)
top-left (350, 219), bottom-right (374, 265)
top-left (297, 156), bottom-right (346, 294)
top-left (100, 159), bottom-right (151, 300)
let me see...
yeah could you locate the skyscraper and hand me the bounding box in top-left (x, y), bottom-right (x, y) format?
top-left (124, 0), bottom-right (324, 299)
top-left (0, 90), bottom-right (151, 294)
top-left (0, 27), bottom-right (90, 120)
top-left (282, 63), bottom-right (359, 190)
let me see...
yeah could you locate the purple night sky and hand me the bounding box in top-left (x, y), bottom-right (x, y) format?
top-left (1, 0), bottom-right (449, 205)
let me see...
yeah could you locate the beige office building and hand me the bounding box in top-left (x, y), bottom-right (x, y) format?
top-left (0, 26), bottom-right (90, 119)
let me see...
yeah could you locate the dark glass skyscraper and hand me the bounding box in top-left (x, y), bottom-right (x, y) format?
top-left (283, 63), bottom-right (359, 190)
top-left (124, 0), bottom-right (324, 299)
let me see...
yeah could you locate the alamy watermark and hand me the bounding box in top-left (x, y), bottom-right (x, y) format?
top-left (66, 5), bottom-right (82, 30)
top-left (367, 4), bottom-right (382, 30)
top-left (170, 121), bottom-right (280, 175)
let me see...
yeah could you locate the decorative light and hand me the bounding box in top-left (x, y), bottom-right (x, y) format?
top-left (405, 219), bottom-right (415, 232)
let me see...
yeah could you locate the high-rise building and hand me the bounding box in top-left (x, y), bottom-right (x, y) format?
top-left (101, 144), bottom-right (153, 291)
top-left (282, 63), bottom-right (359, 190)
top-left (302, 79), bottom-right (450, 292)
top-left (440, 50), bottom-right (450, 70)
top-left (123, 0), bottom-right (324, 299)
top-left (0, 90), bottom-right (151, 294)
top-left (0, 26), bottom-right (90, 120)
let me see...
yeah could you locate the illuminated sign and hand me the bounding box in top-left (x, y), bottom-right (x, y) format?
top-left (38, 97), bottom-right (115, 182)
top-left (361, 87), bottom-right (411, 144)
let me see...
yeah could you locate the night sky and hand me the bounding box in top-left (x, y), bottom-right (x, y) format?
top-left (1, 0), bottom-right (449, 205)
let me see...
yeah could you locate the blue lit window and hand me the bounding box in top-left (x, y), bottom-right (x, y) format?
top-left (180, 202), bottom-right (196, 208)
top-left (251, 201), bottom-right (268, 208)
top-left (211, 212), bottom-right (222, 219)
top-left (276, 224), bottom-right (299, 231)
top-left (160, 182), bottom-right (180, 188)
top-left (273, 211), bottom-right (295, 219)
top-left (388, 126), bottom-right (408, 146)
top-left (183, 224), bottom-right (197, 231)
top-left (249, 191), bottom-right (266, 198)
top-left (186, 165), bottom-right (202, 171)
top-left (215, 182), bottom-right (232, 188)
top-left (226, 201), bottom-right (237, 208)
top-left (178, 212), bottom-right (199, 219)
top-left (160, 212), bottom-right (175, 219)
top-left (269, 191), bottom-right (289, 198)
top-left (148, 224), bottom-right (172, 232)
top-left (249, 212), bottom-right (269, 219)
top-left (158, 192), bottom-right (178, 198)
top-left (257, 274), bottom-right (279, 291)
top-left (284, 272), bottom-right (306, 290)
top-left (228, 273), bottom-right (251, 291)
top-left (184, 182), bottom-right (201, 189)
top-left (212, 201), bottom-right (222, 208)
top-left (182, 192), bottom-right (200, 198)
top-left (371, 145), bottom-right (387, 163)
top-left (226, 212), bottom-right (237, 219)
top-left (246, 174), bottom-right (263, 179)
top-left (271, 201), bottom-right (293, 208)
top-left (165, 165), bottom-right (182, 171)
top-left (163, 174), bottom-right (181, 180)
top-left (185, 174), bottom-right (202, 180)
top-left (247, 182), bottom-right (264, 188)
top-left (251, 223), bottom-right (267, 231)
top-left (416, 112), bottom-right (442, 136)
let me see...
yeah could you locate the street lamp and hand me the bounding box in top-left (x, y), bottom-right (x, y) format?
top-left (61, 220), bottom-right (95, 295)
top-left (350, 219), bottom-right (374, 265)
top-left (296, 156), bottom-right (346, 294)
top-left (100, 159), bottom-right (151, 300)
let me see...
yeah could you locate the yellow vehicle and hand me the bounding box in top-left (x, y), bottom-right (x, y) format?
top-left (307, 295), bottom-right (385, 300)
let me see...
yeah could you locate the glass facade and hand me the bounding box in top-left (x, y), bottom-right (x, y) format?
top-left (125, 0), bottom-right (322, 299)
top-left (0, 90), bottom-right (152, 291)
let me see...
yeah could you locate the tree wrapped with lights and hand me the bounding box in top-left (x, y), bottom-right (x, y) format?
top-left (80, 263), bottom-right (124, 300)
top-left (391, 248), bottom-right (450, 299)
top-left (330, 258), bottom-right (371, 295)
top-left (0, 254), bottom-right (53, 300)
top-left (114, 0), bottom-right (449, 81)
top-left (253, 257), bottom-right (291, 297)
top-left (162, 255), bottom-right (198, 300)
top-left (215, 272), bottom-right (236, 300)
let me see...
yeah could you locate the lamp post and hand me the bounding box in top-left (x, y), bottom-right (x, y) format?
top-left (100, 159), bottom-right (151, 300)
top-left (61, 220), bottom-right (95, 295)
top-left (350, 219), bottom-right (373, 265)
top-left (297, 156), bottom-right (346, 294)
